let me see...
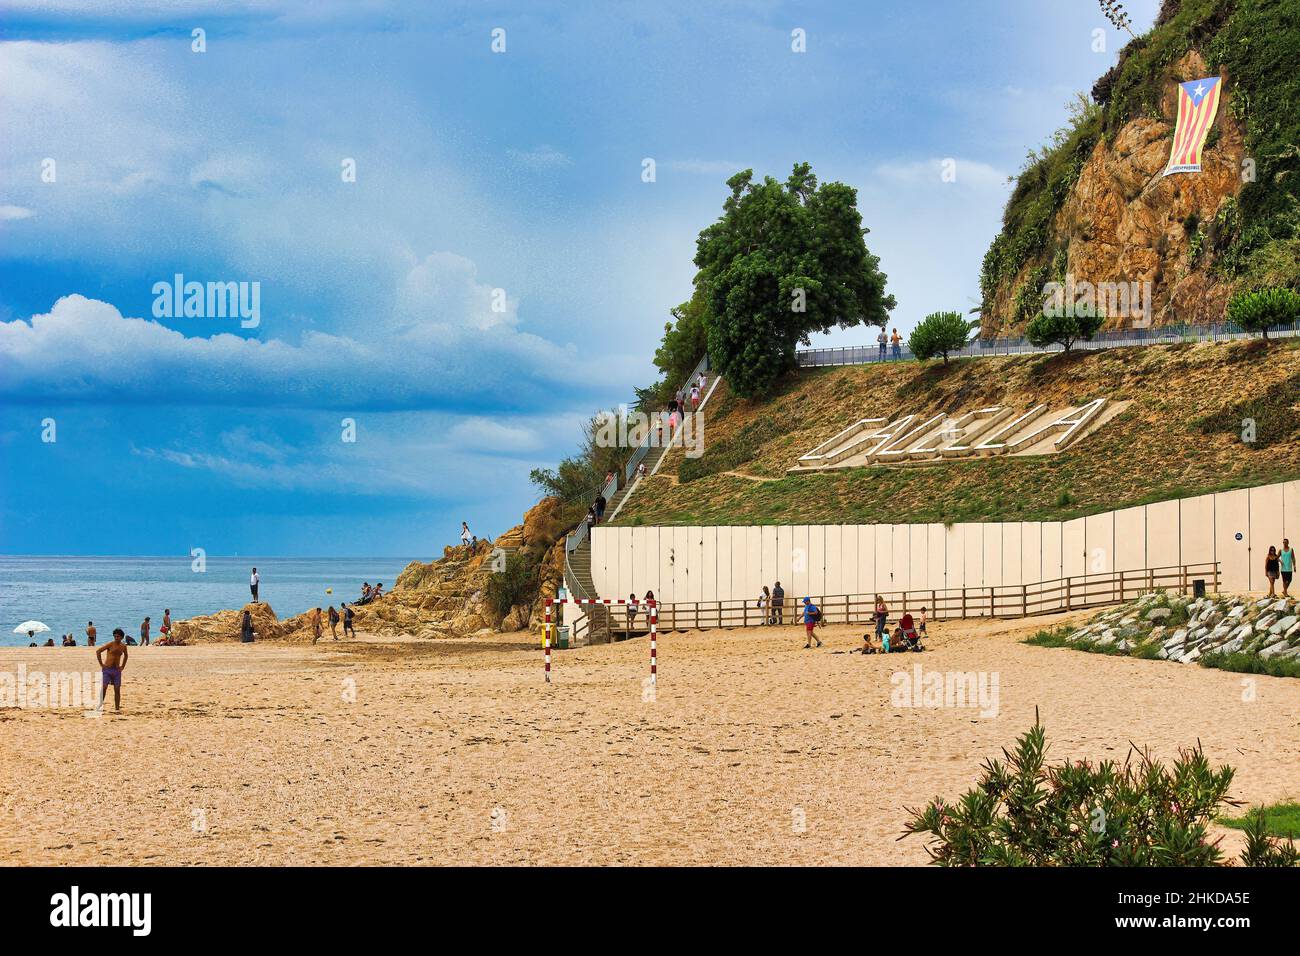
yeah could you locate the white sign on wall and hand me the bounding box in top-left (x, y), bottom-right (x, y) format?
top-left (792, 399), bottom-right (1115, 471)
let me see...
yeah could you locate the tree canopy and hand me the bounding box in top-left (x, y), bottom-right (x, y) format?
top-left (909, 311), bottom-right (975, 364)
top-left (694, 163), bottom-right (894, 397)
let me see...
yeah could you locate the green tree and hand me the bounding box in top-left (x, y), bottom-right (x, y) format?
top-left (1025, 303), bottom-right (1104, 352)
top-left (908, 311), bottom-right (975, 364)
top-left (635, 288), bottom-right (711, 410)
top-left (694, 163), bottom-right (895, 398)
top-left (1226, 287), bottom-right (1300, 340)
top-left (528, 411), bottom-right (632, 504)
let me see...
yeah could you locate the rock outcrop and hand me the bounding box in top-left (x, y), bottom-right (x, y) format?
top-left (984, 51), bottom-right (1246, 335)
top-left (174, 496), bottom-right (576, 644)
top-left (1059, 591), bottom-right (1300, 672)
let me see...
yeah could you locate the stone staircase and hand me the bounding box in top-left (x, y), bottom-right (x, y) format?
top-left (564, 367), bottom-right (716, 643)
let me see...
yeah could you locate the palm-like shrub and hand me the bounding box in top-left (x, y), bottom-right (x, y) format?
top-left (902, 714), bottom-right (1300, 866)
top-left (1226, 287), bottom-right (1300, 339)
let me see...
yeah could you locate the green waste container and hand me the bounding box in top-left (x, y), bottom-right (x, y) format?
top-left (556, 626), bottom-right (570, 650)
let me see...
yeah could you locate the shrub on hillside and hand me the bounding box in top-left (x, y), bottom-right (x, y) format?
top-left (902, 715), bottom-right (1300, 866)
top-left (484, 552), bottom-right (538, 617)
top-left (908, 311), bottom-right (975, 364)
top-left (1025, 305), bottom-right (1105, 352)
top-left (1226, 287), bottom-right (1300, 339)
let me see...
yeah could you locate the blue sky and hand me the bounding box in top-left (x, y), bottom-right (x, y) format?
top-left (0, 0), bottom-right (1161, 556)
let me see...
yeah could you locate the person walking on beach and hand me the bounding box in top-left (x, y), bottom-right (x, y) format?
top-left (139, 616), bottom-right (151, 646)
top-left (250, 567), bottom-right (260, 604)
top-left (161, 609), bottom-right (171, 641)
top-left (342, 603), bottom-right (356, 639)
top-left (1264, 545), bottom-right (1281, 597)
top-left (802, 597), bottom-right (823, 649)
top-left (1280, 538), bottom-right (1295, 597)
top-left (240, 609), bottom-right (255, 643)
top-left (460, 522), bottom-right (472, 547)
top-left (310, 607), bottom-right (323, 644)
top-left (772, 582), bottom-right (785, 625)
top-left (328, 605), bottom-right (339, 640)
top-left (85, 621), bottom-right (97, 647)
top-left (96, 628), bottom-right (129, 712)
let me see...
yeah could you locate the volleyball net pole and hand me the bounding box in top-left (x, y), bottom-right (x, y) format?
top-left (543, 596), bottom-right (657, 685)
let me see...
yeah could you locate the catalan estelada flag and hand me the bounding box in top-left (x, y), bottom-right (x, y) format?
top-left (1163, 76), bottom-right (1222, 176)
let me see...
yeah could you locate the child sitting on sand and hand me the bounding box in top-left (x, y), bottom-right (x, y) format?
top-left (860, 632), bottom-right (878, 655)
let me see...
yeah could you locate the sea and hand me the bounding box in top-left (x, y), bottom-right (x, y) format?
top-left (0, 555), bottom-right (421, 646)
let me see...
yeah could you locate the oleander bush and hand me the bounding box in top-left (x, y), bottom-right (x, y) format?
top-left (902, 714), bottom-right (1300, 866)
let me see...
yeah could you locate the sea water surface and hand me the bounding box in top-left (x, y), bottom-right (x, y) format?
top-left (0, 555), bottom-right (421, 646)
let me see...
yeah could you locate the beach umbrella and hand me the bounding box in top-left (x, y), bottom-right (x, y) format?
top-left (14, 620), bottom-right (50, 635)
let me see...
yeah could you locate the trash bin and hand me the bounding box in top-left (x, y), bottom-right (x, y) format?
top-left (1192, 579), bottom-right (1206, 599)
top-left (556, 626), bottom-right (570, 650)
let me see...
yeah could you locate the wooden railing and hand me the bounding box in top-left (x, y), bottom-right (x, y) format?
top-left (610, 563), bottom-right (1220, 636)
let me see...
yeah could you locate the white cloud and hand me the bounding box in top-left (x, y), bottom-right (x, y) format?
top-left (873, 157), bottom-right (1011, 192)
top-left (506, 145), bottom-right (572, 169)
top-left (0, 205), bottom-right (34, 220)
top-left (0, 291), bottom-right (604, 411)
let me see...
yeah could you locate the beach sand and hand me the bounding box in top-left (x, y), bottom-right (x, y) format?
top-left (2, 612), bottom-right (1296, 866)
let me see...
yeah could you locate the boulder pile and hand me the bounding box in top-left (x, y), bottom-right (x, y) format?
top-left (1064, 591), bottom-right (1300, 669)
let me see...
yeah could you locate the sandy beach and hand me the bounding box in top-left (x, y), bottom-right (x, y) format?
top-left (2, 612), bottom-right (1297, 866)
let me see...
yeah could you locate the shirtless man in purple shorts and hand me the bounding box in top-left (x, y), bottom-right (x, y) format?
top-left (96, 628), bottom-right (129, 712)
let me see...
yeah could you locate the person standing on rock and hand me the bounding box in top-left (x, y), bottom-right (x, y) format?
top-left (250, 567), bottom-right (260, 604)
top-left (460, 522), bottom-right (472, 547)
top-left (1280, 538), bottom-right (1294, 597)
top-left (1264, 545), bottom-right (1280, 598)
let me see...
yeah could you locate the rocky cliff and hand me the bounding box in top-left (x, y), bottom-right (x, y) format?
top-left (172, 496), bottom-right (574, 644)
top-left (980, 0), bottom-right (1300, 336)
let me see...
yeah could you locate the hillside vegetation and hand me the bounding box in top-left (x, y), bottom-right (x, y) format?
top-left (980, 0), bottom-right (1300, 335)
top-left (611, 339), bottom-right (1300, 527)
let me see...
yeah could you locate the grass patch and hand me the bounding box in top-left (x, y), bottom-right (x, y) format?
top-left (1198, 650), bottom-right (1300, 678)
top-left (1220, 803), bottom-right (1300, 840)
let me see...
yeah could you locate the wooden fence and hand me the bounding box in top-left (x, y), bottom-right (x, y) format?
top-left (607, 562), bottom-right (1220, 638)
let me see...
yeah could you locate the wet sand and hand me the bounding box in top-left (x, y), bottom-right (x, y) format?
top-left (2, 612), bottom-right (1296, 865)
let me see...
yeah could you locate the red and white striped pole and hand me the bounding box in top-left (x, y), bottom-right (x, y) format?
top-left (649, 601), bottom-right (657, 684)
top-left (543, 601), bottom-right (552, 684)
